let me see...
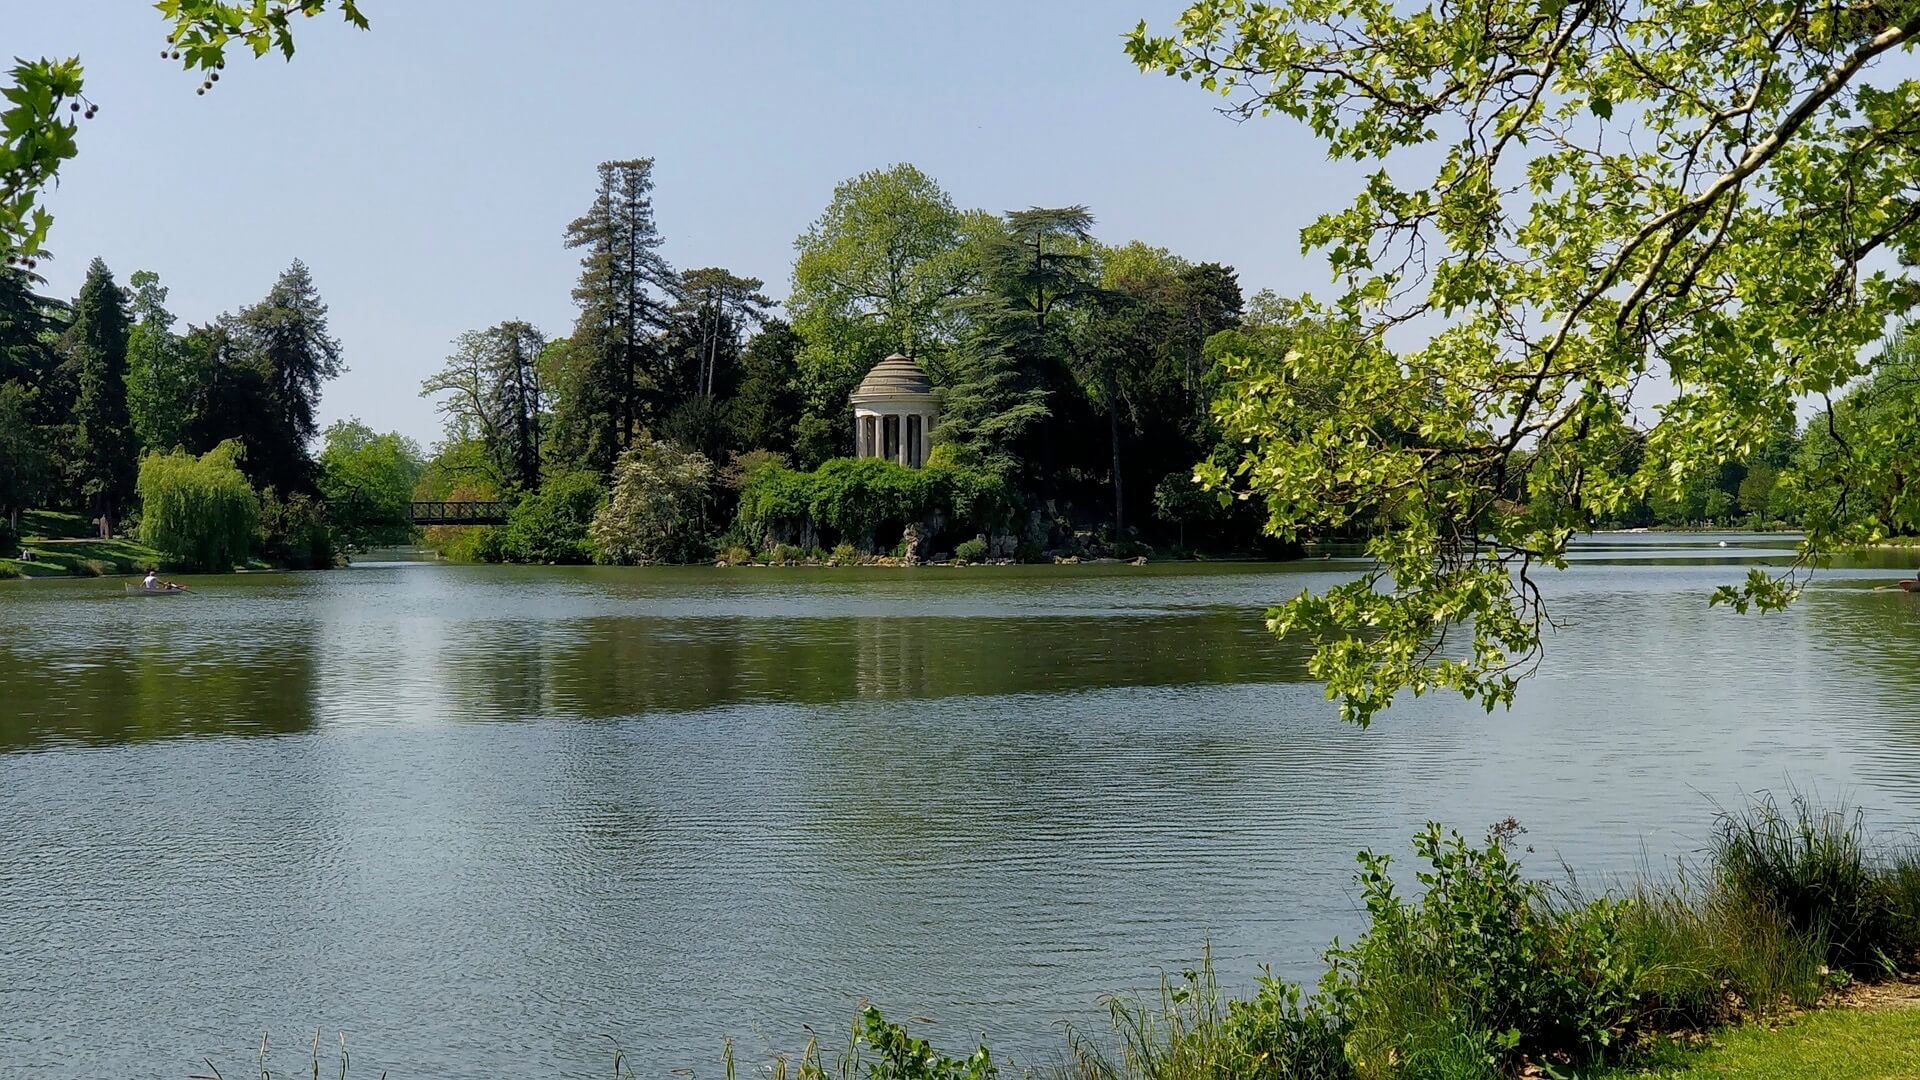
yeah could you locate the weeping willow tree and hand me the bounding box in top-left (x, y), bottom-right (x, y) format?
top-left (1129, 0), bottom-right (1920, 724)
top-left (137, 439), bottom-right (258, 571)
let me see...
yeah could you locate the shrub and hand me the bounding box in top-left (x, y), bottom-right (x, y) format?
top-left (0, 517), bottom-right (15, 556)
top-left (1015, 540), bottom-right (1046, 564)
top-left (735, 457), bottom-right (1016, 551)
top-left (830, 542), bottom-right (860, 566)
top-left (719, 544), bottom-right (754, 566)
top-left (0, 563), bottom-right (17, 580)
top-left (504, 471), bottom-right (605, 564)
top-left (137, 440), bottom-right (259, 571)
top-left (771, 543), bottom-right (803, 565)
top-left (954, 537), bottom-right (988, 563)
top-left (1331, 822), bottom-right (1644, 1077)
top-left (437, 526), bottom-right (505, 563)
top-left (591, 438), bottom-right (715, 565)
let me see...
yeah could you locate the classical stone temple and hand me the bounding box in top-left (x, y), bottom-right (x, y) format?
top-left (851, 353), bottom-right (938, 468)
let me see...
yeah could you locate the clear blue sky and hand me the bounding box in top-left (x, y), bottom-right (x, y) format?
top-left (16, 2), bottom-right (1361, 448)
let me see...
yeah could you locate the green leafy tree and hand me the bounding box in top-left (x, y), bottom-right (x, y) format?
top-left (591, 436), bottom-right (716, 565)
top-left (316, 418), bottom-right (422, 549)
top-left (1130, 0), bottom-right (1920, 723)
top-left (3, 2), bottom-right (368, 265)
top-left (125, 270), bottom-right (197, 454)
top-left (69, 258), bottom-right (136, 535)
top-left (1790, 327), bottom-right (1920, 538)
top-left (560, 158), bottom-right (676, 474)
top-left (502, 470), bottom-right (606, 564)
top-left (789, 164), bottom-right (987, 445)
top-left (136, 438), bottom-right (258, 571)
top-left (420, 321), bottom-right (545, 493)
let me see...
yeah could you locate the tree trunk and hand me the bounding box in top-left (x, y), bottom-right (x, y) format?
top-left (1108, 399), bottom-right (1125, 535)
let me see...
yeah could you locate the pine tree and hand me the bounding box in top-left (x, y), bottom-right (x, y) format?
top-left (934, 307), bottom-right (1049, 479)
top-left (234, 259), bottom-right (344, 495)
top-left (561, 159), bottom-right (676, 474)
top-left (69, 258), bottom-right (136, 535)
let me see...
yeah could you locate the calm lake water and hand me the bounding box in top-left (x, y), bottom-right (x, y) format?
top-left (3, 535), bottom-right (1920, 1078)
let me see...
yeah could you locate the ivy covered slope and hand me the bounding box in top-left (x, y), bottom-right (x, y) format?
top-left (1130, 0), bottom-right (1920, 724)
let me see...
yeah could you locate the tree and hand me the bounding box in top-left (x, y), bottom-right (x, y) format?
top-left (69, 257), bottom-right (135, 535)
top-left (137, 438), bottom-right (258, 571)
top-left (727, 320), bottom-right (804, 456)
top-left (317, 419), bottom-right (422, 549)
top-left (932, 310), bottom-right (1050, 479)
top-left (670, 267), bottom-right (774, 400)
top-left (3, 2), bottom-right (369, 265)
top-left (560, 158), bottom-right (676, 474)
top-left (233, 259), bottom-right (344, 495)
top-left (789, 165), bottom-right (986, 443)
top-left (420, 321), bottom-right (545, 493)
top-left (1790, 327), bottom-right (1920, 538)
top-left (125, 270), bottom-right (197, 454)
top-left (0, 381), bottom-right (46, 530)
top-left (1130, 1), bottom-right (1920, 724)
top-left (592, 437), bottom-right (716, 565)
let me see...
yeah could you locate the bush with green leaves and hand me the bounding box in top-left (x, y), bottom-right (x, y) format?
top-left (736, 457), bottom-right (1015, 552)
top-left (136, 440), bottom-right (259, 571)
top-left (591, 439), bottom-right (715, 565)
top-left (954, 537), bottom-right (988, 563)
top-left (503, 471), bottom-right (606, 564)
top-left (1330, 822), bottom-right (1644, 1078)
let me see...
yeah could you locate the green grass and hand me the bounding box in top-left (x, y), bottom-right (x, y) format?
top-left (1599, 1007), bottom-right (1920, 1079)
top-left (0, 510), bottom-right (165, 579)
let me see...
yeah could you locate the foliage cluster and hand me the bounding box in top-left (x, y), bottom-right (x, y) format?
top-left (591, 438), bottom-right (715, 566)
top-left (1130, 0), bottom-right (1920, 723)
top-left (735, 457), bottom-right (1014, 552)
top-left (501, 471), bottom-right (604, 565)
top-left (134, 439), bottom-right (256, 571)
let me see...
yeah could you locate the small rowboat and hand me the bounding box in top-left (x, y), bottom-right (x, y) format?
top-left (124, 583), bottom-right (188, 595)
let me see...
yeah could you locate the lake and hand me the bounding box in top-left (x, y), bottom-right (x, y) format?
top-left (3, 535), bottom-right (1919, 1078)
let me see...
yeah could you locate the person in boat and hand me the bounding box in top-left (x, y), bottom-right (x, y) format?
top-left (142, 569), bottom-right (161, 590)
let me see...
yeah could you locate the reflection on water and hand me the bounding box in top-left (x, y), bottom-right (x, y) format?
top-left (1, 542), bottom-right (1919, 1078)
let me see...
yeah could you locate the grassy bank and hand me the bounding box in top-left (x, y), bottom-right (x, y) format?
top-left (0, 510), bottom-right (165, 580)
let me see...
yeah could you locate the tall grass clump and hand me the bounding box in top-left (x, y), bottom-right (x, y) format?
top-left (1708, 792), bottom-right (1904, 976)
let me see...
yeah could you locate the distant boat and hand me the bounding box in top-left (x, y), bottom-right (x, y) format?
top-left (124, 583), bottom-right (187, 596)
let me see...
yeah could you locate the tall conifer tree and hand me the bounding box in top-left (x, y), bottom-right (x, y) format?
top-left (561, 159), bottom-right (676, 474)
top-left (70, 257), bottom-right (135, 535)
